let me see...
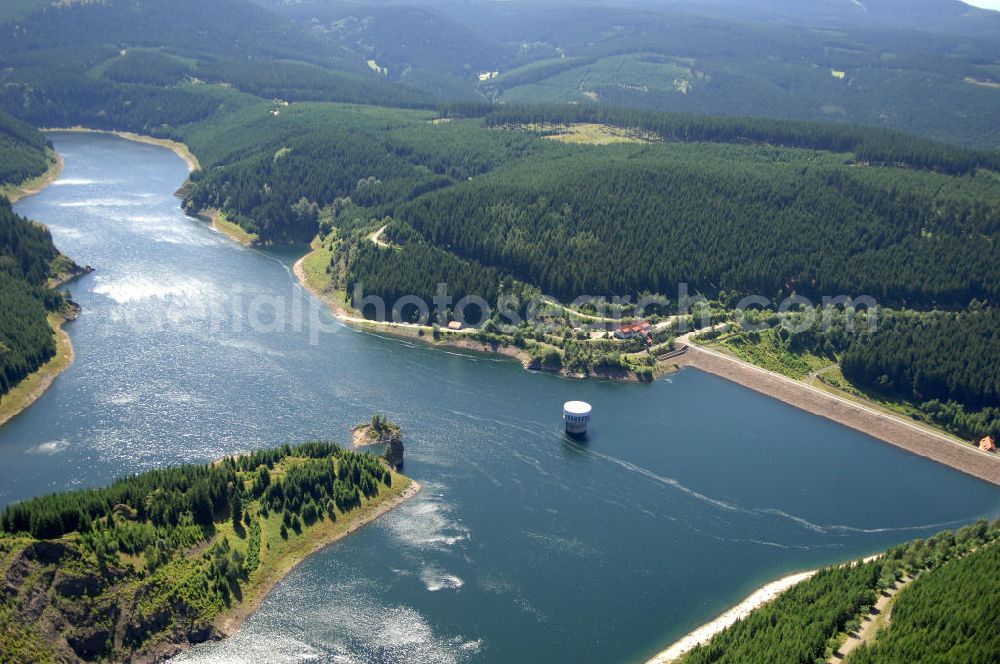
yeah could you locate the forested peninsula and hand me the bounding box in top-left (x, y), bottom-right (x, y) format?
top-left (0, 437), bottom-right (417, 662)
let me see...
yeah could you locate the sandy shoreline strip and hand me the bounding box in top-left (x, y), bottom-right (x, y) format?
top-left (648, 553), bottom-right (883, 663)
top-left (646, 570), bottom-right (817, 663)
top-left (196, 208), bottom-right (259, 246)
top-left (677, 345), bottom-right (1000, 487)
top-left (0, 313), bottom-right (75, 429)
top-left (3, 150), bottom-right (64, 203)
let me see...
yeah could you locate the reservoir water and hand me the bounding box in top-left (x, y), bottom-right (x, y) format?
top-left (6, 132), bottom-right (1000, 663)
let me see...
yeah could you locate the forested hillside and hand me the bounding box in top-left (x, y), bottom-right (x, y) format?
top-left (184, 104), bottom-right (1000, 396)
top-left (680, 520), bottom-right (1000, 664)
top-left (841, 309), bottom-right (1000, 439)
top-left (182, 103), bottom-right (542, 242)
top-left (0, 199), bottom-right (73, 397)
top-left (475, 104), bottom-right (1000, 175)
top-left (0, 110), bottom-right (51, 188)
top-left (171, 103), bottom-right (1000, 311)
top-left (383, 139), bottom-right (1000, 307)
top-left (0, 440), bottom-right (410, 662)
top-left (0, 0), bottom-right (433, 137)
top-left (255, 0), bottom-right (1000, 148)
top-left (846, 538), bottom-right (1000, 664)
top-left (0, 100), bottom-right (81, 412)
top-left (842, 309), bottom-right (1000, 411)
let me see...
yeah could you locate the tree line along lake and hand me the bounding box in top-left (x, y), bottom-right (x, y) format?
top-left (4, 132), bottom-right (1000, 663)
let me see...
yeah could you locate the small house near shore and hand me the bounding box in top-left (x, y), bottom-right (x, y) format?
top-left (615, 320), bottom-right (653, 345)
top-left (980, 436), bottom-right (997, 453)
top-left (447, 321), bottom-right (464, 331)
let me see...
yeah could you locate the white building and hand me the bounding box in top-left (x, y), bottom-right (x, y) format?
top-left (563, 401), bottom-right (592, 437)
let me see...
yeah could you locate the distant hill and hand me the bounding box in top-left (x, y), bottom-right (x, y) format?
top-left (2, 0), bottom-right (998, 146)
top-left (684, 0), bottom-right (983, 19)
top-left (1, 0), bottom-right (334, 64)
top-left (674, 0), bottom-right (1000, 34)
top-left (0, 0), bottom-right (434, 136)
top-left (252, 0), bottom-right (1000, 148)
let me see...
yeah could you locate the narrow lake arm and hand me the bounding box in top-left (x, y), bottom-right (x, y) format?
top-left (40, 128), bottom-right (200, 173)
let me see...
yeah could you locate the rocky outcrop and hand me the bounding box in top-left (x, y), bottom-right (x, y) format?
top-left (352, 417), bottom-right (405, 469)
top-left (54, 567), bottom-right (106, 598)
top-left (383, 435), bottom-right (404, 469)
top-left (1, 539), bottom-right (221, 663)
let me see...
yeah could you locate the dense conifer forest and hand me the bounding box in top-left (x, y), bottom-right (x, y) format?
top-left (681, 520), bottom-right (1000, 664)
top-left (181, 104), bottom-right (542, 242)
top-left (384, 142), bottom-right (1000, 307)
top-left (846, 540), bottom-right (1000, 664)
top-left (0, 112), bottom-right (69, 399)
top-left (0, 442), bottom-right (391, 543)
top-left (173, 103), bottom-right (1000, 309)
top-left (0, 270), bottom-right (56, 395)
top-left (473, 104), bottom-right (1000, 175)
top-left (0, 110), bottom-right (51, 187)
top-left (0, 199), bottom-right (70, 397)
top-left (841, 309), bottom-right (1000, 439)
top-left (842, 309), bottom-right (1000, 412)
